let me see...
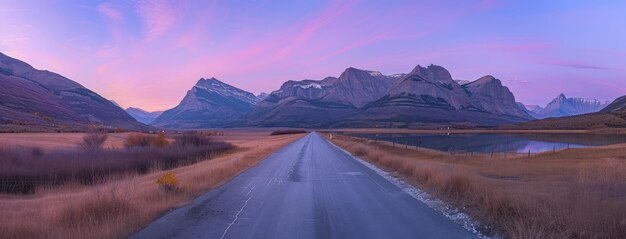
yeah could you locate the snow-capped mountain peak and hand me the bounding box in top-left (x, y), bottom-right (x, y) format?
top-left (534, 93), bottom-right (610, 118)
top-left (194, 77), bottom-right (260, 105)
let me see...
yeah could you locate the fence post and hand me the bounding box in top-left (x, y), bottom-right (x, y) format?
top-left (553, 146), bottom-right (556, 153)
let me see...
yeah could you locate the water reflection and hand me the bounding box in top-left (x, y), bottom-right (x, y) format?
top-left (348, 133), bottom-right (626, 153)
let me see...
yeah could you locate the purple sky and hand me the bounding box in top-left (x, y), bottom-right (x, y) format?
top-left (1, 0), bottom-right (625, 111)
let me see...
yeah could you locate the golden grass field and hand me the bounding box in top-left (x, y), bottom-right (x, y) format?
top-left (0, 131), bottom-right (304, 239)
top-left (327, 133), bottom-right (626, 239)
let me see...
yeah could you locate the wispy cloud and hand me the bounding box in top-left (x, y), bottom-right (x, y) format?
top-left (97, 2), bottom-right (124, 22)
top-left (276, 0), bottom-right (358, 59)
top-left (545, 59), bottom-right (617, 71)
top-left (134, 0), bottom-right (179, 41)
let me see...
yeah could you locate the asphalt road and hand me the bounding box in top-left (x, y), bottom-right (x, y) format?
top-left (132, 133), bottom-right (477, 239)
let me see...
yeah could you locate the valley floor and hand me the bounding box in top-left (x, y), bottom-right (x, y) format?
top-left (1, 129), bottom-right (624, 238)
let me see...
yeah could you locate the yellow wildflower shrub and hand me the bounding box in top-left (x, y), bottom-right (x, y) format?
top-left (156, 172), bottom-right (181, 192)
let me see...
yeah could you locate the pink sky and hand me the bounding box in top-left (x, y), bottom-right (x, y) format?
top-left (1, 0), bottom-right (625, 111)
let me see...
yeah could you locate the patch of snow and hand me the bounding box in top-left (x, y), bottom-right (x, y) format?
top-left (389, 73), bottom-right (407, 78)
top-left (294, 83), bottom-right (322, 89)
top-left (194, 80), bottom-right (259, 105)
top-left (571, 98), bottom-right (602, 105)
top-left (455, 80), bottom-right (471, 85)
top-left (368, 71), bottom-right (383, 77)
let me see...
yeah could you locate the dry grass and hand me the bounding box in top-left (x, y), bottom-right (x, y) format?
top-left (0, 133), bottom-right (128, 150)
top-left (0, 133), bottom-right (234, 194)
top-left (124, 133), bottom-right (170, 148)
top-left (329, 135), bottom-right (626, 239)
top-left (79, 132), bottom-right (108, 150)
top-left (0, 133), bottom-right (303, 239)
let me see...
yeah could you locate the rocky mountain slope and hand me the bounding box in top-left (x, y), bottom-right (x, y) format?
top-left (339, 65), bottom-right (533, 127)
top-left (517, 103), bottom-right (543, 119)
top-left (0, 52), bottom-right (148, 130)
top-left (241, 67), bottom-right (404, 127)
top-left (599, 95), bottom-right (626, 112)
top-left (152, 78), bottom-right (260, 128)
top-left (126, 107), bottom-right (163, 124)
top-left (243, 65), bottom-right (532, 128)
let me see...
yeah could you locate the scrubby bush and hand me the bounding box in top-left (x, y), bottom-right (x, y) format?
top-left (79, 132), bottom-right (108, 151)
top-left (152, 133), bottom-right (169, 148)
top-left (124, 133), bottom-right (169, 148)
top-left (156, 172), bottom-right (181, 192)
top-left (124, 133), bottom-right (152, 148)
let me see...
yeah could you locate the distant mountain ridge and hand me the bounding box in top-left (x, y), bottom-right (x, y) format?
top-left (0, 52), bottom-right (148, 130)
top-left (126, 107), bottom-right (163, 124)
top-left (522, 94), bottom-right (609, 119)
top-left (505, 94), bottom-right (626, 130)
top-left (152, 77), bottom-right (260, 128)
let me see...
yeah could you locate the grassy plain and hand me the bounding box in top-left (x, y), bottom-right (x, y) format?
top-left (0, 130), bottom-right (304, 239)
top-left (328, 133), bottom-right (626, 239)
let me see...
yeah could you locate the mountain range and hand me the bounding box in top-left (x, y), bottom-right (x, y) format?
top-left (231, 65), bottom-right (532, 128)
top-left (6, 51), bottom-right (621, 131)
top-left (507, 95), bottom-right (626, 130)
top-left (341, 67), bottom-right (533, 128)
top-left (0, 52), bottom-right (148, 131)
top-left (520, 94), bottom-right (609, 119)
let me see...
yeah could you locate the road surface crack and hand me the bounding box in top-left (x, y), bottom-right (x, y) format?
top-left (219, 186), bottom-right (255, 239)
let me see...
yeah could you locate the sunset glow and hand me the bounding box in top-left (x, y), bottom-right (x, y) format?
top-left (1, 0), bottom-right (625, 111)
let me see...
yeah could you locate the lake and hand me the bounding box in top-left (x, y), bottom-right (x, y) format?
top-left (347, 133), bottom-right (626, 153)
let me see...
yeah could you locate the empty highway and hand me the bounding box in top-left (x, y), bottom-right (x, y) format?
top-left (132, 133), bottom-right (477, 239)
